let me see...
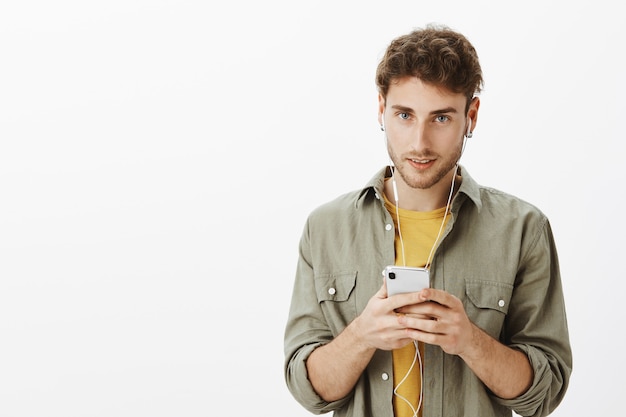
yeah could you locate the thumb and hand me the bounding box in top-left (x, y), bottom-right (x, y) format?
top-left (376, 277), bottom-right (388, 299)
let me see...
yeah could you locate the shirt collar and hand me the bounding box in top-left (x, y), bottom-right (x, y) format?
top-left (356, 165), bottom-right (483, 211)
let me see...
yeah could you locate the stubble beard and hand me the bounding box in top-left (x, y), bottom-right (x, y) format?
top-left (388, 143), bottom-right (463, 190)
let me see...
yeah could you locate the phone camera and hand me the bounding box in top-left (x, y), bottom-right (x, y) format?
top-left (388, 272), bottom-right (396, 279)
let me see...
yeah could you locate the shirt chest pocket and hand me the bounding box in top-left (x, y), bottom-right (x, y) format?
top-left (464, 280), bottom-right (513, 338)
top-left (314, 271), bottom-right (358, 336)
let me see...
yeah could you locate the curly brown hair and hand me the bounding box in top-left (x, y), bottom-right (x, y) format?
top-left (375, 24), bottom-right (484, 111)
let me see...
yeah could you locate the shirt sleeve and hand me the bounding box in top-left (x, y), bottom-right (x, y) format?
top-left (283, 218), bottom-right (353, 414)
top-left (494, 218), bottom-right (573, 417)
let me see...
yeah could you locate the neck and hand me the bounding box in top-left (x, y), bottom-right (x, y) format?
top-left (385, 166), bottom-right (461, 212)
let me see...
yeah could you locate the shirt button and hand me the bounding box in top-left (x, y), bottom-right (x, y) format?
top-left (385, 223), bottom-right (393, 231)
top-left (498, 299), bottom-right (505, 307)
top-left (328, 288), bottom-right (336, 295)
top-left (381, 372), bottom-right (389, 381)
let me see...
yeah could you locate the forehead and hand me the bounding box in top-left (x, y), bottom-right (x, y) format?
top-left (386, 76), bottom-right (466, 113)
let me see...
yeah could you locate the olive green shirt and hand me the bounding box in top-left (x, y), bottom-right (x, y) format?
top-left (284, 166), bottom-right (572, 417)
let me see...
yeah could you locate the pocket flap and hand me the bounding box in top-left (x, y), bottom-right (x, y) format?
top-left (465, 280), bottom-right (513, 314)
top-left (315, 271), bottom-right (357, 303)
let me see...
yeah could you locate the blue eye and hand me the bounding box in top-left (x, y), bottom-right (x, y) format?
top-left (435, 115), bottom-right (449, 123)
top-left (399, 113), bottom-right (410, 120)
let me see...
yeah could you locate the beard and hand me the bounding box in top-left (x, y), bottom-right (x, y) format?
top-left (388, 141), bottom-right (463, 190)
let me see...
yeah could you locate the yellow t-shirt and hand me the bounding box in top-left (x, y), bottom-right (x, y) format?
top-left (383, 190), bottom-right (450, 417)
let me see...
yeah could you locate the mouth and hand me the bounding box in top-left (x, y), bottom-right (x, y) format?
top-left (408, 158), bottom-right (435, 170)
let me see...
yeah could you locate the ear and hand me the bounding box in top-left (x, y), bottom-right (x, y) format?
top-left (467, 96), bottom-right (480, 132)
top-left (377, 94), bottom-right (386, 126)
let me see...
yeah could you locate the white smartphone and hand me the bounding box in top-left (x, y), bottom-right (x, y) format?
top-left (383, 266), bottom-right (430, 296)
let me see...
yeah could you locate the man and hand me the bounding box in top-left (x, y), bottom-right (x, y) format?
top-left (284, 24), bottom-right (572, 417)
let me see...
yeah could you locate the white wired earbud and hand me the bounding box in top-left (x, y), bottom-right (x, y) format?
top-left (381, 112), bottom-right (399, 204)
top-left (459, 118), bottom-right (473, 160)
top-left (393, 339), bottom-right (423, 417)
top-left (381, 110), bottom-right (404, 259)
top-left (381, 112), bottom-right (418, 415)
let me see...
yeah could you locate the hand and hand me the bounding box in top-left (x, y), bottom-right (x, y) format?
top-left (395, 288), bottom-right (534, 399)
top-left (394, 288), bottom-right (477, 356)
top-left (351, 282), bottom-right (430, 351)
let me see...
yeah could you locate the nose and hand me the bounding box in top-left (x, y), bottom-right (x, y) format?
top-left (409, 122), bottom-right (429, 151)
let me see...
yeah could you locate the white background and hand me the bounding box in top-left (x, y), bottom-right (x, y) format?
top-left (0, 1), bottom-right (623, 416)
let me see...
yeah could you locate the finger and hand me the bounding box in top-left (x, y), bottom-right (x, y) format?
top-left (400, 312), bottom-right (432, 320)
top-left (397, 300), bottom-right (448, 323)
top-left (420, 288), bottom-right (454, 307)
top-left (376, 281), bottom-right (388, 299)
top-left (399, 313), bottom-right (445, 335)
top-left (387, 291), bottom-right (424, 310)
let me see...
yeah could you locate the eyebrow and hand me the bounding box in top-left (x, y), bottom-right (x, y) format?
top-left (390, 104), bottom-right (459, 115)
top-left (430, 106), bottom-right (458, 115)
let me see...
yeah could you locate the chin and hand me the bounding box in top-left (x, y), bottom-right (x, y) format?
top-left (405, 169), bottom-right (450, 190)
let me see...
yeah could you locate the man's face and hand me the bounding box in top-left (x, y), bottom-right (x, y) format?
top-left (379, 77), bottom-right (476, 191)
